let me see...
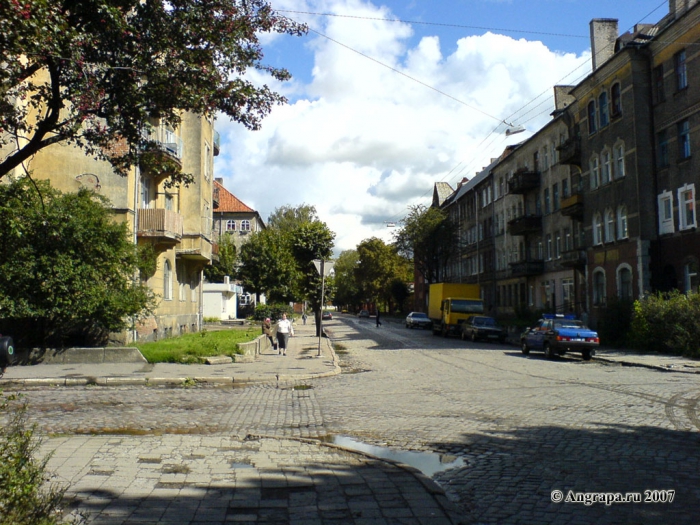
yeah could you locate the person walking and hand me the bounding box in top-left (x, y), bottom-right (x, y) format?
top-left (376, 309), bottom-right (382, 328)
top-left (276, 313), bottom-right (294, 356)
top-left (262, 317), bottom-right (276, 353)
top-left (302, 312), bottom-right (307, 325)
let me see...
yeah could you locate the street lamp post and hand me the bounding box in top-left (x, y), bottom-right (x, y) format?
top-left (313, 258), bottom-right (335, 357)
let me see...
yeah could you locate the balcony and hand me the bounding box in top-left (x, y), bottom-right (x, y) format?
top-left (508, 168), bottom-right (540, 194)
top-left (137, 208), bottom-right (182, 245)
top-left (561, 248), bottom-right (587, 269)
top-left (557, 137), bottom-right (581, 166)
top-left (141, 125), bottom-right (184, 164)
top-left (177, 235), bottom-right (213, 262)
top-left (508, 214), bottom-right (542, 236)
top-left (509, 259), bottom-right (545, 277)
top-left (213, 130), bottom-right (221, 156)
top-left (560, 192), bottom-right (584, 219)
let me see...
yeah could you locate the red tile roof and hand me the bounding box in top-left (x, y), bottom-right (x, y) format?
top-left (214, 180), bottom-right (254, 213)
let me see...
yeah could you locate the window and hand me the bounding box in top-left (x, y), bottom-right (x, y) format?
top-left (605, 209), bottom-right (615, 243)
top-left (657, 130), bottom-right (669, 168)
top-left (654, 64), bottom-right (665, 103)
top-left (678, 120), bottom-right (691, 159)
top-left (543, 148), bottom-right (549, 170)
top-left (564, 227), bottom-right (572, 251)
top-left (165, 193), bottom-right (174, 211)
top-left (614, 144), bottom-right (625, 179)
top-left (555, 231), bottom-right (561, 259)
top-left (544, 188), bottom-right (550, 214)
top-left (618, 267), bottom-right (632, 300)
top-left (226, 219), bottom-right (236, 231)
top-left (599, 92), bottom-right (609, 127)
top-left (546, 234), bottom-right (552, 260)
top-left (140, 179), bottom-right (150, 209)
top-left (191, 272), bottom-right (198, 302)
top-left (675, 49), bottom-right (687, 90)
top-left (601, 150), bottom-right (611, 184)
top-left (241, 220), bottom-right (251, 231)
top-left (562, 278), bottom-right (574, 310)
top-left (617, 206), bottom-right (628, 239)
top-left (562, 178), bottom-right (569, 198)
top-left (178, 263), bottom-right (186, 301)
top-left (684, 260), bottom-right (699, 293)
top-left (658, 190), bottom-right (674, 235)
top-left (590, 156), bottom-right (600, 189)
top-left (593, 270), bottom-right (606, 306)
top-left (538, 241), bottom-right (543, 260)
top-left (611, 83), bottom-right (622, 116)
top-left (551, 141), bottom-right (557, 164)
top-left (593, 213), bottom-right (603, 245)
top-left (553, 183), bottom-right (560, 211)
top-left (587, 100), bottom-right (597, 134)
top-left (164, 259), bottom-right (173, 300)
top-left (678, 184), bottom-right (696, 230)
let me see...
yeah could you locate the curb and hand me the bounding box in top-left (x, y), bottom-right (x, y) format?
top-left (594, 356), bottom-right (700, 374)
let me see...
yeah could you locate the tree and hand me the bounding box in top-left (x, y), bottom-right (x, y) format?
top-left (0, 178), bottom-right (155, 346)
top-left (236, 229), bottom-right (297, 303)
top-left (394, 204), bottom-right (459, 284)
top-left (0, 0), bottom-right (306, 181)
top-left (333, 250), bottom-right (363, 310)
top-left (204, 233), bottom-right (237, 283)
top-left (355, 237), bottom-right (411, 313)
top-left (267, 204), bottom-right (319, 233)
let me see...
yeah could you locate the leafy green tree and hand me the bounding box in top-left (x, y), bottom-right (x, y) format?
top-left (394, 204), bottom-right (459, 284)
top-left (0, 0), bottom-right (306, 181)
top-left (267, 204), bottom-right (319, 233)
top-left (355, 237), bottom-right (410, 313)
top-left (204, 233), bottom-right (237, 283)
top-left (333, 250), bottom-right (363, 310)
top-left (236, 229), bottom-right (297, 303)
top-left (0, 178), bottom-right (155, 347)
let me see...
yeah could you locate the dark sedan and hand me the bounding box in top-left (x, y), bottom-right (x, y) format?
top-left (405, 312), bottom-right (432, 329)
top-left (461, 316), bottom-right (506, 343)
top-left (321, 311), bottom-right (333, 321)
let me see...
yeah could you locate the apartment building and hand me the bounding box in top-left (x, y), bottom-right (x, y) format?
top-left (433, 0), bottom-right (700, 328)
top-left (20, 113), bottom-right (218, 343)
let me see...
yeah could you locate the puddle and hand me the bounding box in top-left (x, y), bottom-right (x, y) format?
top-left (333, 436), bottom-right (464, 477)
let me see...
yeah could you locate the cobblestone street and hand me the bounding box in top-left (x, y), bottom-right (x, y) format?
top-left (12, 316), bottom-right (700, 524)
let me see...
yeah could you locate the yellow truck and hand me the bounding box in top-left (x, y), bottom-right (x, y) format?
top-left (428, 283), bottom-right (484, 337)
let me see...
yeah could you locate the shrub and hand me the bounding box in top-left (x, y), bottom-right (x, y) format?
top-left (253, 303), bottom-right (294, 321)
top-left (629, 290), bottom-right (700, 357)
top-left (0, 393), bottom-right (84, 525)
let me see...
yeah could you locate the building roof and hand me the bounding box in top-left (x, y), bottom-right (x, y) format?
top-left (432, 182), bottom-right (454, 207)
top-left (214, 179), bottom-right (254, 213)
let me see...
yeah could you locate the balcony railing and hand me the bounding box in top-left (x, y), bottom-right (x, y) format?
top-left (557, 137), bottom-right (581, 166)
top-left (560, 248), bottom-right (587, 268)
top-left (142, 125), bottom-right (184, 161)
top-left (509, 259), bottom-right (545, 277)
top-left (508, 168), bottom-right (540, 194)
top-left (137, 208), bottom-right (183, 244)
top-left (508, 214), bottom-right (542, 236)
top-left (560, 192), bottom-right (584, 219)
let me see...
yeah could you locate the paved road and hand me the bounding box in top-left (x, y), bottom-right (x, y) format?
top-left (10, 315), bottom-right (700, 524)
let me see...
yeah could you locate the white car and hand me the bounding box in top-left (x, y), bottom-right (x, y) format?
top-left (405, 312), bottom-right (432, 329)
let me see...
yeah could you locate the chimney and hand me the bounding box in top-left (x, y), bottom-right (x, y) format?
top-left (215, 177), bottom-right (224, 184)
top-left (590, 19), bottom-right (618, 71)
top-left (553, 86), bottom-right (576, 111)
top-left (670, 0), bottom-right (700, 17)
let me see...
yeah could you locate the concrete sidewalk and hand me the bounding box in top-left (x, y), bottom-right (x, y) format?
top-left (0, 320), bottom-right (341, 387)
top-left (594, 348), bottom-right (700, 373)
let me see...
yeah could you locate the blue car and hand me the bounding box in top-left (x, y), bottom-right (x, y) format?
top-left (520, 314), bottom-right (599, 361)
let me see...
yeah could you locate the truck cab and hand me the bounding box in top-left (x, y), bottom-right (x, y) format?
top-left (435, 297), bottom-right (484, 337)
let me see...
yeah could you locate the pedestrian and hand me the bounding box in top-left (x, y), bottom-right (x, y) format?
top-left (376, 309), bottom-right (381, 327)
top-left (302, 312), bottom-right (307, 325)
top-left (262, 317), bottom-right (276, 353)
top-left (276, 312), bottom-right (294, 356)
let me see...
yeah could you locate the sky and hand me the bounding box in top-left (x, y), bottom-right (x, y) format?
top-left (214, 0), bottom-right (670, 255)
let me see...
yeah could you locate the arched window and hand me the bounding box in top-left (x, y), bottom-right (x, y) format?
top-left (241, 220), bottom-right (251, 231)
top-left (599, 92), bottom-right (609, 127)
top-left (601, 149), bottom-right (611, 184)
top-left (605, 209), bottom-right (615, 243)
top-left (590, 156), bottom-right (600, 189)
top-left (611, 83), bottom-right (622, 116)
top-left (617, 206), bottom-right (628, 239)
top-left (614, 143), bottom-right (625, 179)
top-left (593, 269), bottom-right (606, 305)
top-left (588, 100), bottom-right (597, 134)
top-left (226, 219), bottom-right (236, 232)
top-left (593, 213), bottom-right (603, 245)
top-left (618, 266), bottom-right (633, 300)
top-left (164, 259), bottom-right (173, 300)
top-left (684, 259), bottom-right (699, 293)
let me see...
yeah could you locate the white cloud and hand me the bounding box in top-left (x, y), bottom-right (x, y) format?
top-left (215, 0), bottom-right (590, 254)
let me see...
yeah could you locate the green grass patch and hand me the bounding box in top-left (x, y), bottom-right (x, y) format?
top-left (135, 328), bottom-right (260, 363)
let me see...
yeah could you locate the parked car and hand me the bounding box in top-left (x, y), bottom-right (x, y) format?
top-left (405, 312), bottom-right (432, 329)
top-left (0, 333), bottom-right (16, 371)
top-left (357, 310), bottom-right (370, 318)
top-left (322, 311), bottom-right (333, 321)
top-left (520, 314), bottom-right (599, 360)
top-left (461, 316), bottom-right (506, 343)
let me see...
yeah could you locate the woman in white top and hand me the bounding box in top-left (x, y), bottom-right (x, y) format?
top-left (276, 313), bottom-right (294, 356)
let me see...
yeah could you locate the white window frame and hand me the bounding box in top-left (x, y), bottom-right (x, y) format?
top-left (614, 143), bottom-right (625, 179)
top-left (678, 183), bottom-right (696, 231)
top-left (590, 156), bottom-right (600, 189)
top-left (241, 219), bottom-right (251, 232)
top-left (617, 205), bottom-right (628, 239)
top-left (226, 219), bottom-right (236, 232)
top-left (593, 213), bottom-right (603, 245)
top-left (605, 209), bottom-right (615, 243)
top-left (601, 149), bottom-right (611, 184)
top-left (658, 191), bottom-right (675, 235)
